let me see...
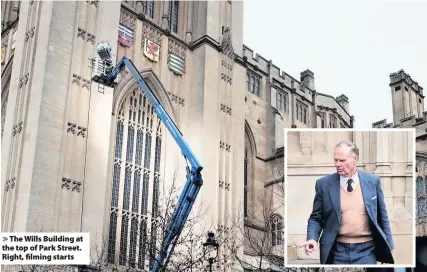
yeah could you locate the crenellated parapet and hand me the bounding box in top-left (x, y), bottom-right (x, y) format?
top-left (242, 45), bottom-right (270, 76)
top-left (399, 112), bottom-right (427, 127)
top-left (242, 45), bottom-right (352, 133)
top-left (389, 70), bottom-right (424, 123)
top-left (242, 44), bottom-right (310, 96)
top-left (372, 119), bottom-right (395, 128)
top-left (374, 112), bottom-right (427, 128)
top-left (373, 112), bottom-right (427, 143)
top-left (390, 69), bottom-right (424, 97)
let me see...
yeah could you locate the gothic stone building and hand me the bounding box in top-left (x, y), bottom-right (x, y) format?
top-left (1, 1), bottom-right (352, 271)
top-left (286, 130), bottom-right (414, 265)
top-left (373, 69), bottom-right (427, 269)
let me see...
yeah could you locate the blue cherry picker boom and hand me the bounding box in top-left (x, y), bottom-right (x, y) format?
top-left (91, 41), bottom-right (203, 272)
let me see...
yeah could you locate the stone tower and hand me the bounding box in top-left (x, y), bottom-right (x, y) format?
top-left (1, 0), bottom-right (246, 270)
top-left (390, 69), bottom-right (425, 124)
top-left (2, 1), bottom-right (356, 270)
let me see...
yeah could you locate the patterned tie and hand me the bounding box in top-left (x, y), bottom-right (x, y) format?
top-left (347, 179), bottom-right (353, 192)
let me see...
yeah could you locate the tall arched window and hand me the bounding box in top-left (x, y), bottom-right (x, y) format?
top-left (416, 175), bottom-right (427, 219)
top-left (244, 147), bottom-right (248, 217)
top-left (141, 0), bottom-right (154, 19)
top-left (1, 92), bottom-right (8, 141)
top-left (416, 157), bottom-right (427, 228)
top-left (417, 176), bottom-right (426, 217)
top-left (271, 214), bottom-right (283, 246)
top-left (107, 88), bottom-right (163, 269)
top-left (244, 125), bottom-right (255, 219)
top-left (168, 1), bottom-right (179, 33)
top-left (1, 60), bottom-right (12, 142)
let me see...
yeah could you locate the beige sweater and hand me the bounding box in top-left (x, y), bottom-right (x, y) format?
top-left (336, 184), bottom-right (373, 243)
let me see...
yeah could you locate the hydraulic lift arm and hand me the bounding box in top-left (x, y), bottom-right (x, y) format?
top-left (92, 42), bottom-right (203, 272)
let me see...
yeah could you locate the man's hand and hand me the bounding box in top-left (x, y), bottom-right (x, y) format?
top-left (297, 239), bottom-right (318, 256)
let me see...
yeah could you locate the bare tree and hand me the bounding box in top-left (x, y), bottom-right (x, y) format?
top-left (0, 265), bottom-right (73, 272)
top-left (270, 151), bottom-right (285, 203)
top-left (2, 182), bottom-right (237, 272)
top-left (230, 151), bottom-right (366, 272)
top-left (225, 183), bottom-right (284, 271)
top-left (215, 148), bottom-right (286, 271)
top-left (84, 183), bottom-right (234, 272)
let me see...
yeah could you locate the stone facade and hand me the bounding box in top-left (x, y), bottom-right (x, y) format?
top-left (286, 130), bottom-right (415, 265)
top-left (1, 1), bottom-right (352, 271)
top-left (373, 70), bottom-right (427, 268)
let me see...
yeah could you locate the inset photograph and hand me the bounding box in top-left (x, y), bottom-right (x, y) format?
top-left (285, 129), bottom-right (415, 267)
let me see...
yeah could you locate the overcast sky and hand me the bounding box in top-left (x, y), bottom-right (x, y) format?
top-left (242, 0), bottom-right (427, 128)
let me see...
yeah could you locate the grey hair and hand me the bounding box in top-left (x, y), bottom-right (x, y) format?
top-left (335, 140), bottom-right (359, 157)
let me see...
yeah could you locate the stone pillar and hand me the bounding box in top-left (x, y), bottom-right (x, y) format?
top-left (408, 84), bottom-right (413, 116)
top-left (2, 0), bottom-right (62, 232)
top-left (391, 177), bottom-right (406, 208)
top-left (291, 81), bottom-right (296, 127)
top-left (353, 131), bottom-right (364, 167)
top-left (135, 1), bottom-right (143, 16)
top-left (374, 131), bottom-right (391, 174)
top-left (312, 90), bottom-right (317, 128)
top-left (161, 0), bottom-right (170, 30)
top-left (374, 131), bottom-right (393, 210)
top-left (390, 131), bottom-right (408, 207)
top-left (313, 129), bottom-right (326, 154)
top-left (406, 130), bottom-right (415, 213)
top-left (82, 0), bottom-right (122, 252)
top-left (185, 1), bottom-right (193, 43)
top-left (299, 131), bottom-right (312, 155)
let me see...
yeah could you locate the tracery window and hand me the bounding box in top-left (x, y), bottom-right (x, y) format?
top-left (246, 70), bottom-right (261, 97)
top-left (277, 90), bottom-right (288, 113)
top-left (271, 214), bottom-right (283, 246)
top-left (107, 88), bottom-right (163, 269)
top-left (141, 0), bottom-right (154, 19)
top-left (329, 114), bottom-right (337, 128)
top-left (1, 93), bottom-right (8, 141)
top-left (319, 112), bottom-right (326, 128)
top-left (296, 100), bottom-right (308, 124)
top-left (416, 159), bottom-right (427, 220)
top-left (244, 147), bottom-right (248, 217)
top-left (244, 128), bottom-right (254, 218)
top-left (168, 1), bottom-right (179, 33)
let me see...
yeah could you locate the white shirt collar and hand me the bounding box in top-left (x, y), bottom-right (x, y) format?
top-left (339, 170), bottom-right (359, 190)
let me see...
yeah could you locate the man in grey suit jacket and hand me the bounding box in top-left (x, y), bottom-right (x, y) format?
top-left (299, 141), bottom-right (394, 264)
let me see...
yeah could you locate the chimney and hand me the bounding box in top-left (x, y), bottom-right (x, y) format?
top-left (336, 94), bottom-right (349, 113)
top-left (300, 69), bottom-right (315, 91)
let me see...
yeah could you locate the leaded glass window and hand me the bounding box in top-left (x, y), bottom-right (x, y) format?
top-left (108, 88), bottom-right (163, 268)
top-left (277, 91), bottom-right (288, 113)
top-left (244, 148), bottom-right (248, 217)
top-left (246, 70), bottom-right (261, 97)
top-left (416, 162), bottom-right (427, 219)
top-left (141, 0), bottom-right (154, 19)
top-left (296, 100), bottom-right (308, 124)
top-left (271, 214), bottom-right (283, 246)
top-left (168, 1), bottom-right (179, 33)
top-left (329, 114), bottom-right (337, 128)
